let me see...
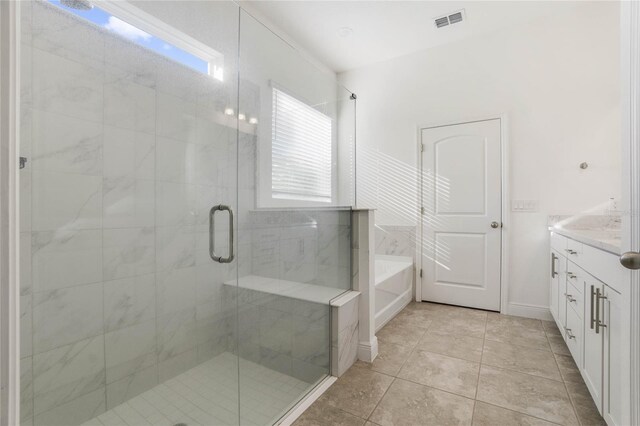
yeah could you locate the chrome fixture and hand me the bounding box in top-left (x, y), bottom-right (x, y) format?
top-left (551, 253), bottom-right (558, 278)
top-left (590, 285), bottom-right (596, 329)
top-left (209, 204), bottom-right (234, 263)
top-left (490, 221), bottom-right (500, 228)
top-left (595, 287), bottom-right (607, 333)
top-left (620, 251), bottom-right (640, 270)
top-left (579, 162), bottom-right (588, 169)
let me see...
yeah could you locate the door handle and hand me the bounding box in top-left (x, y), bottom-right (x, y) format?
top-left (209, 204), bottom-right (234, 263)
top-left (620, 251), bottom-right (640, 270)
top-left (551, 253), bottom-right (558, 278)
top-left (490, 221), bottom-right (500, 229)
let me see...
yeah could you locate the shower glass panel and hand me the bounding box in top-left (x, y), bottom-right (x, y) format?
top-left (236, 11), bottom-right (355, 423)
top-left (18, 1), bottom-right (354, 425)
top-left (19, 1), bottom-right (241, 425)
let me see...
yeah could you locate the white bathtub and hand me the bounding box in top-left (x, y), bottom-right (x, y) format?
top-left (374, 255), bottom-right (413, 331)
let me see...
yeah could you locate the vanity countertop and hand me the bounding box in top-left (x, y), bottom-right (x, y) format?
top-left (548, 215), bottom-right (622, 255)
top-left (548, 227), bottom-right (621, 255)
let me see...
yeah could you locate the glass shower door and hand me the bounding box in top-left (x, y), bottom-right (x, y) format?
top-left (19, 1), bottom-right (242, 425)
top-left (235, 10), bottom-right (355, 425)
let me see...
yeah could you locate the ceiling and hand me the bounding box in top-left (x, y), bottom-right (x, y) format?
top-left (242, 1), bottom-right (580, 73)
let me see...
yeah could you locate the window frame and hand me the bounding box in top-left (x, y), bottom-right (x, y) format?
top-left (62, 0), bottom-right (225, 80)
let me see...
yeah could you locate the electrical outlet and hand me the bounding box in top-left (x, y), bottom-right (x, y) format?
top-left (512, 199), bottom-right (539, 212)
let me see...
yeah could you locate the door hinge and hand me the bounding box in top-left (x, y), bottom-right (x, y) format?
top-left (419, 269), bottom-right (423, 278)
top-left (420, 143), bottom-right (425, 152)
top-left (420, 206), bottom-right (425, 215)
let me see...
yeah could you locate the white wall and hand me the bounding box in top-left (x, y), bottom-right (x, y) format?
top-left (340, 2), bottom-right (621, 312)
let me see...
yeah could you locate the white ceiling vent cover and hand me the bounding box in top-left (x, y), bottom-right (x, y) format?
top-left (434, 10), bottom-right (465, 28)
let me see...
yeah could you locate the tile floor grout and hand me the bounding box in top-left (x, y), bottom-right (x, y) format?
top-left (295, 302), bottom-right (604, 426)
top-left (362, 323), bottom-right (427, 423)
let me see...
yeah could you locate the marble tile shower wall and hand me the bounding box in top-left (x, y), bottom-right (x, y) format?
top-left (375, 225), bottom-right (417, 260)
top-left (248, 210), bottom-right (352, 288)
top-left (225, 210), bottom-right (352, 386)
top-left (234, 292), bottom-right (332, 385)
top-left (19, 2), bottom-right (251, 425)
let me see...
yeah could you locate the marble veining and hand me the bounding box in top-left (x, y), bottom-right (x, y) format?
top-left (32, 336), bottom-right (105, 415)
top-left (20, 2), bottom-right (347, 424)
top-left (548, 214), bottom-right (622, 254)
top-left (32, 283), bottom-right (104, 354)
top-left (375, 225), bottom-right (416, 259)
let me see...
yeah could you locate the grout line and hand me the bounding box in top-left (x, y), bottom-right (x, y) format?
top-left (470, 399), bottom-right (477, 425)
top-left (365, 377), bottom-right (396, 422)
top-left (318, 303), bottom-right (595, 426)
top-left (475, 313), bottom-right (488, 401)
top-left (384, 375), bottom-right (476, 403)
top-left (547, 328), bottom-right (584, 426)
top-left (476, 400), bottom-right (565, 426)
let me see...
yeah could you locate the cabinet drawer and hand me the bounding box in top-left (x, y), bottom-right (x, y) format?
top-left (565, 261), bottom-right (585, 294)
top-left (571, 243), bottom-right (629, 294)
top-left (563, 239), bottom-right (583, 266)
top-left (565, 304), bottom-right (583, 367)
top-left (566, 280), bottom-right (584, 319)
top-left (550, 232), bottom-right (568, 254)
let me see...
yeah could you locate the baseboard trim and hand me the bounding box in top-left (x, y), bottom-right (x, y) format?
top-left (277, 375), bottom-right (337, 426)
top-left (507, 302), bottom-right (553, 321)
top-left (357, 336), bottom-right (379, 363)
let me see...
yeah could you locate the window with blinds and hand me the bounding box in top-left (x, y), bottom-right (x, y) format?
top-left (271, 87), bottom-right (332, 203)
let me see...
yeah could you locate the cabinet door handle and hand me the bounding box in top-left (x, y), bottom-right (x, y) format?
top-left (551, 253), bottom-right (558, 278)
top-left (565, 293), bottom-right (576, 303)
top-left (590, 285), bottom-right (596, 329)
top-left (566, 328), bottom-right (575, 339)
top-left (567, 272), bottom-right (577, 279)
top-left (565, 249), bottom-right (577, 255)
top-left (596, 288), bottom-right (607, 333)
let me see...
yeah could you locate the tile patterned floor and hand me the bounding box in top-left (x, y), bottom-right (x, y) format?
top-left (81, 352), bottom-right (311, 426)
top-left (294, 302), bottom-right (605, 426)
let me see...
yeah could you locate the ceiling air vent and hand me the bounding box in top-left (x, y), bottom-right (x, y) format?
top-left (435, 16), bottom-right (449, 28)
top-left (434, 10), bottom-right (465, 28)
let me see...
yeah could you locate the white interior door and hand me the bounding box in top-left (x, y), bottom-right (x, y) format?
top-left (420, 119), bottom-right (502, 311)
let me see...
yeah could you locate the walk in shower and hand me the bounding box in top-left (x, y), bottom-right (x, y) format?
top-left (18, 1), bottom-right (355, 424)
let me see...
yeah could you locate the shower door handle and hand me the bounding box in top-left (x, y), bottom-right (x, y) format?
top-left (209, 204), bottom-right (234, 263)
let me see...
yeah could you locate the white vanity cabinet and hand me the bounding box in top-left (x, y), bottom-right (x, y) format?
top-left (548, 231), bottom-right (630, 426)
top-left (582, 275), bottom-right (603, 412)
top-left (602, 284), bottom-right (629, 426)
top-left (549, 250), bottom-right (560, 321)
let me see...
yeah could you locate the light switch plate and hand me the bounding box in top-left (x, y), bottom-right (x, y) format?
top-left (512, 199), bottom-right (539, 212)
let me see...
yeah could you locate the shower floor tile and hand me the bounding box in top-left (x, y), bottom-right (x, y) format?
top-left (82, 352), bottom-right (313, 426)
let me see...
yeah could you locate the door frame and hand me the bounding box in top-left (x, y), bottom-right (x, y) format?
top-left (620, 2), bottom-right (640, 423)
top-left (0, 1), bottom-right (20, 425)
top-left (414, 115), bottom-right (510, 314)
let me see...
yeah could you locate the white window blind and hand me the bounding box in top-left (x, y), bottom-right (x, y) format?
top-left (271, 87), bottom-right (332, 202)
